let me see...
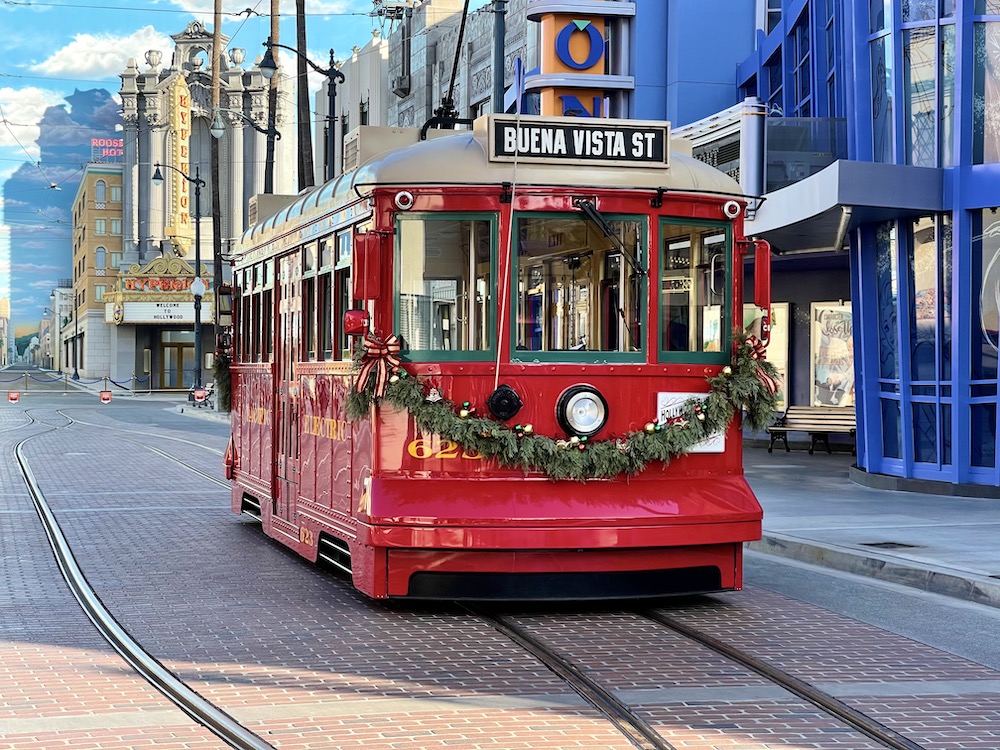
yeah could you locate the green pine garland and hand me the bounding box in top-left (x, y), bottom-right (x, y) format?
top-left (346, 334), bottom-right (778, 481)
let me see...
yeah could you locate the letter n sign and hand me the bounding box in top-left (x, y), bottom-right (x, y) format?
top-left (555, 20), bottom-right (604, 71)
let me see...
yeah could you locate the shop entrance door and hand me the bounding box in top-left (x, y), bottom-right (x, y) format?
top-left (161, 344), bottom-right (194, 389)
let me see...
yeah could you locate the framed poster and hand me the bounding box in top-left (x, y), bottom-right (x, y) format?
top-left (810, 302), bottom-right (854, 407)
top-left (744, 303), bottom-right (789, 412)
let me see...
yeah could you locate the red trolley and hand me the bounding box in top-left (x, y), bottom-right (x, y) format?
top-left (227, 115), bottom-right (774, 600)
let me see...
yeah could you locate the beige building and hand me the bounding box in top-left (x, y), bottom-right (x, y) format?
top-left (65, 164), bottom-right (124, 381)
top-left (0, 297), bottom-right (9, 366)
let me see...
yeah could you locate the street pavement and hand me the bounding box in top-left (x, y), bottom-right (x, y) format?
top-left (744, 446), bottom-right (1000, 608)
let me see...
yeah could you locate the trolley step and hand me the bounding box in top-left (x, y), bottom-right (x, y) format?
top-left (317, 534), bottom-right (352, 575)
top-left (240, 493), bottom-right (262, 521)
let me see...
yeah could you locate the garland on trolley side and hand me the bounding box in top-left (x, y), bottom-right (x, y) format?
top-left (346, 333), bottom-right (779, 481)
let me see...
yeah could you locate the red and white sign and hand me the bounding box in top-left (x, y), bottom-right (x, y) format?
top-left (99, 391), bottom-right (113, 404)
top-left (193, 388), bottom-right (207, 402)
top-left (7, 391), bottom-right (20, 404)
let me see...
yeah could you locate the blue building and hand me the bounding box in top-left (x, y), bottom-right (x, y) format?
top-left (733, 0), bottom-right (1000, 491)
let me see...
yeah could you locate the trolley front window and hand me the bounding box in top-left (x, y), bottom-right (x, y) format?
top-left (659, 220), bottom-right (730, 361)
top-left (396, 215), bottom-right (495, 360)
top-left (513, 213), bottom-right (644, 362)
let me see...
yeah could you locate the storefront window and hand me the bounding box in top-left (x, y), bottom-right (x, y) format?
top-left (973, 22), bottom-right (1000, 164)
top-left (876, 222), bottom-right (899, 379)
top-left (871, 35), bottom-right (894, 163)
top-left (909, 217), bottom-right (937, 380)
top-left (904, 28), bottom-right (936, 167)
top-left (971, 403), bottom-right (996, 467)
top-left (972, 210), bottom-right (1000, 380)
top-left (870, 0), bottom-right (890, 32)
top-left (941, 215), bottom-right (953, 380)
top-left (882, 398), bottom-right (902, 458)
top-left (912, 402), bottom-right (937, 462)
top-left (903, 0), bottom-right (937, 21)
top-left (941, 25), bottom-right (956, 167)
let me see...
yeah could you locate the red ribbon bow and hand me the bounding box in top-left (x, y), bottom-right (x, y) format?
top-left (744, 335), bottom-right (778, 395)
top-left (746, 335), bottom-right (768, 361)
top-left (356, 333), bottom-right (402, 399)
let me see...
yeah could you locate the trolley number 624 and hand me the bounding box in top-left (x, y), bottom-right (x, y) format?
top-left (407, 439), bottom-right (483, 460)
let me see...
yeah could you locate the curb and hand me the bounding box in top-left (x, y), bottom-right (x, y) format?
top-left (749, 533), bottom-right (1000, 609)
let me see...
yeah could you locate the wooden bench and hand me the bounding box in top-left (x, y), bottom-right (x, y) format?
top-left (767, 406), bottom-right (856, 455)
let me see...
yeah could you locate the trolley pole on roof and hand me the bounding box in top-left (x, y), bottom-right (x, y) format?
top-left (492, 0), bottom-right (507, 114)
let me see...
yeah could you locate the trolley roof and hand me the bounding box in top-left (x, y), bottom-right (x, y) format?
top-left (237, 115), bottom-right (742, 253)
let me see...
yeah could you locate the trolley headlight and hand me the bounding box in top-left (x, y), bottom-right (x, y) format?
top-left (556, 385), bottom-right (609, 438)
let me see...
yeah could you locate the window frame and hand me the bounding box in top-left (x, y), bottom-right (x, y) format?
top-left (508, 211), bottom-right (648, 365)
top-left (657, 217), bottom-right (733, 365)
top-left (394, 212), bottom-right (498, 363)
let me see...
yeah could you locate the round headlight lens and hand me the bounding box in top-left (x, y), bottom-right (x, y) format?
top-left (557, 385), bottom-right (609, 437)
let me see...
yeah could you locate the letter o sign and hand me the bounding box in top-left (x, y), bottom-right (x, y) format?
top-left (555, 20), bottom-right (604, 71)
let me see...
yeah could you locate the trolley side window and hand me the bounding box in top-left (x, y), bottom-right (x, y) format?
top-left (512, 213), bottom-right (645, 362)
top-left (659, 220), bottom-right (730, 362)
top-left (396, 215), bottom-right (495, 360)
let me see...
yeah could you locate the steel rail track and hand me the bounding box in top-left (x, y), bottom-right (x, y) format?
top-left (59, 409), bottom-right (225, 455)
top-left (466, 606), bottom-right (677, 750)
top-left (12, 414), bottom-right (273, 750)
top-left (642, 609), bottom-right (928, 750)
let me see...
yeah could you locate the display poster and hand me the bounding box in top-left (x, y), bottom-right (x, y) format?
top-left (810, 302), bottom-right (854, 407)
top-left (744, 303), bottom-right (789, 411)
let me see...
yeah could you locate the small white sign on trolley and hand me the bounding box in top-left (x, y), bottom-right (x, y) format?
top-left (657, 391), bottom-right (725, 453)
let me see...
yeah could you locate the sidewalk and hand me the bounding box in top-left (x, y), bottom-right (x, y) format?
top-left (744, 445), bottom-right (1000, 608)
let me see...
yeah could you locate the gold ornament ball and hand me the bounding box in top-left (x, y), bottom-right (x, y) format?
top-left (722, 365), bottom-right (732, 375)
top-left (645, 422), bottom-right (656, 433)
top-left (569, 436), bottom-right (580, 445)
top-left (459, 409), bottom-right (470, 418)
top-left (389, 374), bottom-right (400, 384)
top-left (523, 424), bottom-right (534, 435)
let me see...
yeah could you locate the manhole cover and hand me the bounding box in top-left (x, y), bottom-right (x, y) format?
top-left (860, 542), bottom-right (920, 550)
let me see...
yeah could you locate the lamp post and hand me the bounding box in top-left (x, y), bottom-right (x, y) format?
top-left (71, 295), bottom-right (79, 380)
top-left (259, 38), bottom-right (344, 182)
top-left (152, 162), bottom-right (206, 390)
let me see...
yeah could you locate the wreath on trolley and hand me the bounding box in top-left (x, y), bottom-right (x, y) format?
top-left (346, 333), bottom-right (779, 481)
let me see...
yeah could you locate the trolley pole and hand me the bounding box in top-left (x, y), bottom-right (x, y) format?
top-left (492, 0), bottom-right (507, 114)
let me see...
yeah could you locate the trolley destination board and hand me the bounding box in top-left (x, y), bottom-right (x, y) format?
top-left (488, 115), bottom-right (670, 168)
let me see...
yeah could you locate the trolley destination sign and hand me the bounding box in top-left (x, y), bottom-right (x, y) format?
top-left (489, 115), bottom-right (670, 167)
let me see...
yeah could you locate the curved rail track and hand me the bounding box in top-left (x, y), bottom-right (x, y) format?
top-left (11, 410), bottom-right (272, 750)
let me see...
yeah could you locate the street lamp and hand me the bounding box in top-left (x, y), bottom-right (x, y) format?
top-left (151, 162), bottom-right (206, 390)
top-left (259, 37), bottom-right (344, 182)
top-left (71, 295), bottom-right (79, 380)
top-left (209, 107), bottom-right (281, 140)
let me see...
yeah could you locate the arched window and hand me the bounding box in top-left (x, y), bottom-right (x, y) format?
top-left (95, 246), bottom-right (106, 268)
top-left (95, 180), bottom-right (106, 202)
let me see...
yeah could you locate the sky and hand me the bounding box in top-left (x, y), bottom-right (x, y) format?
top-left (0, 0), bottom-right (489, 338)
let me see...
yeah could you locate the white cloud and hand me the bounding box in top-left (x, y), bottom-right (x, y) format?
top-left (29, 26), bottom-right (174, 81)
top-left (0, 87), bottom-right (64, 157)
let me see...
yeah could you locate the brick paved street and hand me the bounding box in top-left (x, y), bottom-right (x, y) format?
top-left (2, 396), bottom-right (1000, 749)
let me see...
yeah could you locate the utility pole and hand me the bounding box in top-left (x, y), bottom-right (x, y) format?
top-left (492, 0), bottom-right (507, 114)
top-left (264, 0), bottom-right (279, 193)
top-left (296, 0), bottom-right (315, 190)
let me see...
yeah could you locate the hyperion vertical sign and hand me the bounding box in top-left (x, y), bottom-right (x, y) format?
top-left (163, 75), bottom-right (192, 257)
